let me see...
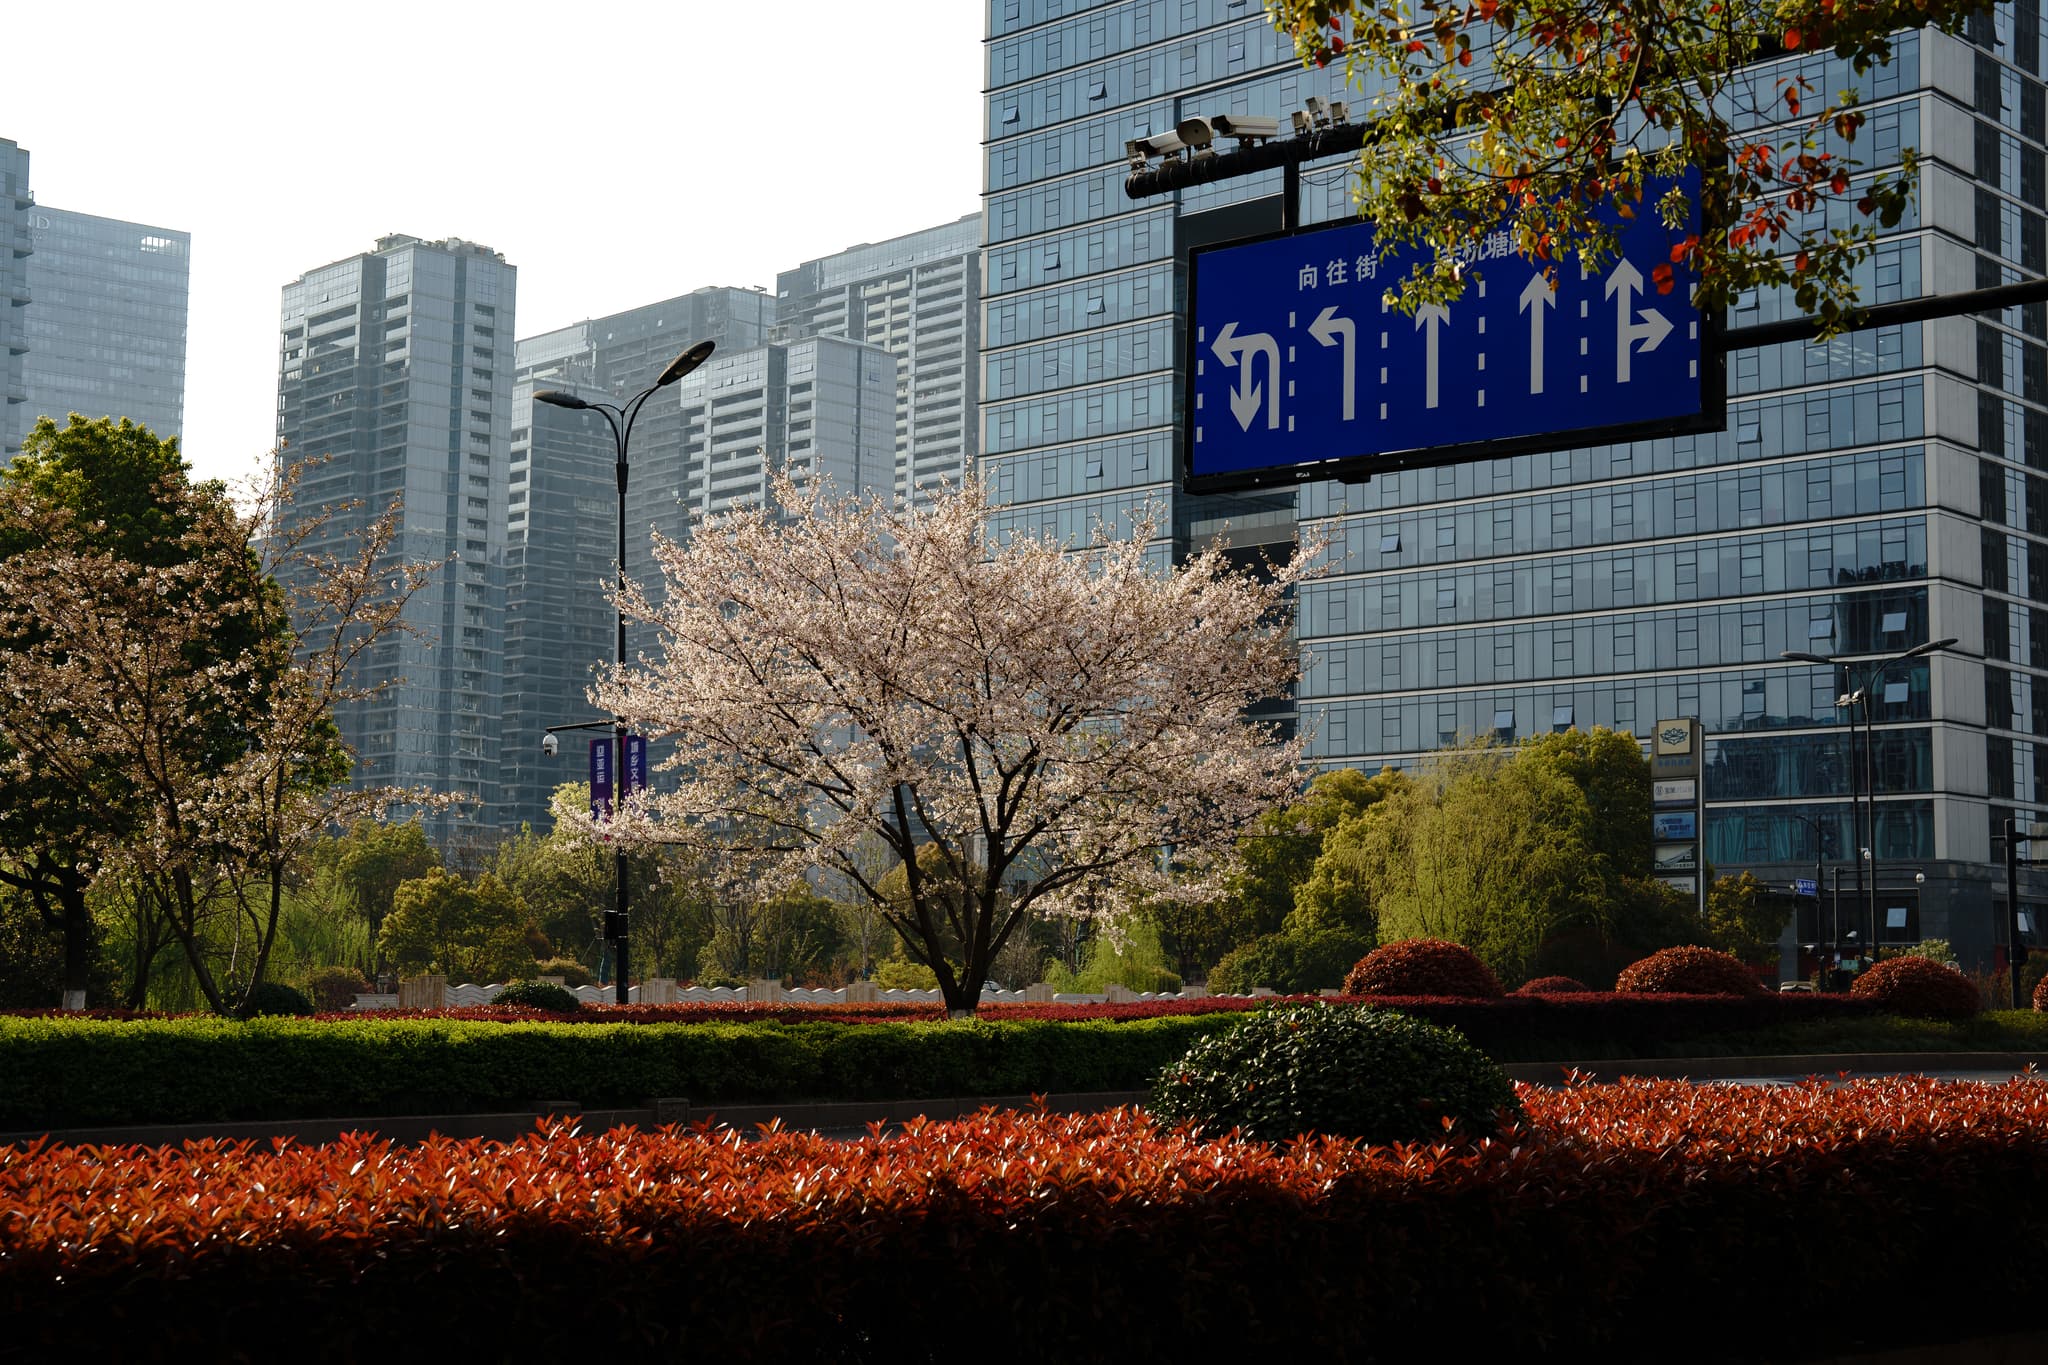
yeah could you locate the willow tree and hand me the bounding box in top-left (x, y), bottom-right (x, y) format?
top-left (571, 474), bottom-right (1314, 1016)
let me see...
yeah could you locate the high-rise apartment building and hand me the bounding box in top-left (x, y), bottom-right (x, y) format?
top-left (276, 234), bottom-right (516, 835)
top-left (499, 288), bottom-right (773, 831)
top-left (672, 334), bottom-right (896, 520)
top-left (982, 1), bottom-right (2048, 973)
top-left (0, 137), bottom-right (191, 456)
top-left (19, 207), bottom-right (190, 447)
top-left (2, 140), bottom-right (34, 451)
top-left (777, 214), bottom-right (981, 505)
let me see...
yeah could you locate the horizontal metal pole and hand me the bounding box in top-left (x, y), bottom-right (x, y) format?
top-left (1722, 275), bottom-right (2048, 348)
top-left (1124, 123), bottom-right (1379, 200)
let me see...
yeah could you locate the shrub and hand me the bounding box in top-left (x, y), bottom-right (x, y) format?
top-left (531, 958), bottom-right (596, 988)
top-left (1148, 1002), bottom-right (1522, 1143)
top-left (238, 982), bottom-right (313, 1018)
top-left (2035, 972), bottom-right (2048, 1013)
top-left (1615, 946), bottom-right (1760, 996)
top-left (1343, 938), bottom-right (1503, 998)
top-left (304, 967), bottom-right (371, 1013)
top-left (491, 980), bottom-right (581, 1013)
top-left (1207, 929), bottom-right (1371, 994)
top-left (873, 959), bottom-right (939, 991)
top-left (1852, 956), bottom-right (1981, 1021)
top-left (10, 1082), bottom-right (2048, 1360)
top-left (1517, 975), bottom-right (1592, 995)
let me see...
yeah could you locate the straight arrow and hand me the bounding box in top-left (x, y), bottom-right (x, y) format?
top-left (1414, 304), bottom-right (1449, 409)
top-left (1519, 273), bottom-right (1555, 395)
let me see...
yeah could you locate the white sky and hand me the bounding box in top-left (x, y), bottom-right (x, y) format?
top-left (1, 1), bottom-right (987, 485)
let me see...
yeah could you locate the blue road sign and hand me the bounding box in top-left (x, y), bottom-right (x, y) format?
top-left (589, 737), bottom-right (613, 822)
top-left (1185, 171), bottom-right (1718, 491)
top-left (623, 734), bottom-right (648, 796)
top-left (1795, 877), bottom-right (1820, 898)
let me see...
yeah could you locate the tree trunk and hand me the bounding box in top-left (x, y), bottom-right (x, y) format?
top-left (60, 890), bottom-right (90, 1010)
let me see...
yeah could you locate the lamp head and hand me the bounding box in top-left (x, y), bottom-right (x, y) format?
top-left (657, 340), bottom-right (716, 387)
top-left (534, 390), bottom-right (590, 411)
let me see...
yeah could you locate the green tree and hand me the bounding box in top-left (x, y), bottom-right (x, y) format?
top-left (376, 868), bottom-right (533, 983)
top-left (326, 819), bottom-right (442, 968)
top-left (1516, 728), bottom-right (1654, 882)
top-left (1266, 0), bottom-right (1965, 332)
top-left (1153, 766), bottom-right (1402, 980)
top-left (1705, 870), bottom-right (1795, 966)
top-left (1346, 741), bottom-right (1607, 985)
top-left (0, 418), bottom-right (206, 1007)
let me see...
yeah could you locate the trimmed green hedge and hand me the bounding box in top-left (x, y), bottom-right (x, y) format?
top-left (0, 1014), bottom-right (1245, 1128)
top-left (8, 1007), bottom-right (2048, 1131)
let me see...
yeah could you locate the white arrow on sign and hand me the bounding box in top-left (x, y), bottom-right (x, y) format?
top-left (1603, 259), bottom-right (1673, 384)
top-left (1212, 320), bottom-right (1282, 431)
top-left (1414, 304), bottom-right (1449, 409)
top-left (1307, 306), bottom-right (1357, 420)
top-left (1518, 273), bottom-right (1556, 395)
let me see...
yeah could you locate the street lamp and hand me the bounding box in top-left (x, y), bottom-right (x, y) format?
top-left (1781, 637), bottom-right (1957, 978)
top-left (536, 339), bottom-right (715, 1005)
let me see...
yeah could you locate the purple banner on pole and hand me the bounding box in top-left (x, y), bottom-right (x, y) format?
top-left (589, 737), bottom-right (613, 822)
top-left (624, 734), bottom-right (648, 796)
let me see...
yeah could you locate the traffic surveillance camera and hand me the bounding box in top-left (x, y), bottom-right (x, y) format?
top-left (1328, 100), bottom-right (1350, 124)
top-left (541, 732), bottom-right (559, 758)
top-left (1303, 95), bottom-right (1330, 127)
top-left (1175, 116), bottom-right (1216, 150)
top-left (1291, 109), bottom-right (1313, 135)
top-left (1131, 130), bottom-right (1188, 159)
top-left (1211, 114), bottom-right (1281, 143)
top-left (1124, 138), bottom-right (1151, 171)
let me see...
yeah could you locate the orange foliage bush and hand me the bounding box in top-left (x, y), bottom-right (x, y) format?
top-left (1615, 946), bottom-right (1761, 996)
top-left (1342, 938), bottom-right (1503, 998)
top-left (1851, 955), bottom-right (1981, 1021)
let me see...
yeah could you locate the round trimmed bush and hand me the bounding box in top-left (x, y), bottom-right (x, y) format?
top-left (1614, 946), bottom-right (1761, 996)
top-left (1516, 974), bottom-right (1592, 995)
top-left (238, 981), bottom-right (313, 1018)
top-left (531, 957), bottom-right (597, 988)
top-left (1342, 938), bottom-right (1503, 998)
top-left (1149, 1002), bottom-right (1523, 1144)
top-left (2034, 973), bottom-right (2048, 1013)
top-left (1852, 955), bottom-right (1981, 1020)
top-left (492, 979), bottom-right (582, 1012)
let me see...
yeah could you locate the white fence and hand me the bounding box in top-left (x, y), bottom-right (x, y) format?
top-left (349, 976), bottom-right (1259, 1011)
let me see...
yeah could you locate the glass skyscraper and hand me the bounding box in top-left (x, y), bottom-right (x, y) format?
top-left (777, 214), bottom-right (982, 505)
top-left (982, 1), bottom-right (2048, 973)
top-left (0, 137), bottom-right (190, 456)
top-left (500, 287), bottom-right (774, 833)
top-left (18, 207), bottom-right (189, 448)
top-left (276, 234), bottom-right (517, 844)
top-left (1, 139), bottom-right (30, 448)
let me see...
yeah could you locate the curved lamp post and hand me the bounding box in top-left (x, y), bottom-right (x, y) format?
top-left (536, 339), bottom-right (715, 1004)
top-left (1782, 637), bottom-right (1957, 972)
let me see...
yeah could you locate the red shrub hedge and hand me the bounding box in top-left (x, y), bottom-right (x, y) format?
top-left (1344, 938), bottom-right (1503, 998)
top-left (2036, 973), bottom-right (2048, 1013)
top-left (1615, 946), bottom-right (1761, 995)
top-left (5, 1079), bottom-right (2047, 1361)
top-left (1852, 955), bottom-right (1982, 1020)
top-left (1516, 975), bottom-right (1593, 995)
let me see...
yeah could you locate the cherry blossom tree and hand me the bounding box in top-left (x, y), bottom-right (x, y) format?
top-left (0, 451), bottom-right (441, 1014)
top-left (1267, 0), bottom-right (1980, 330)
top-left (572, 474), bottom-right (1316, 1016)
